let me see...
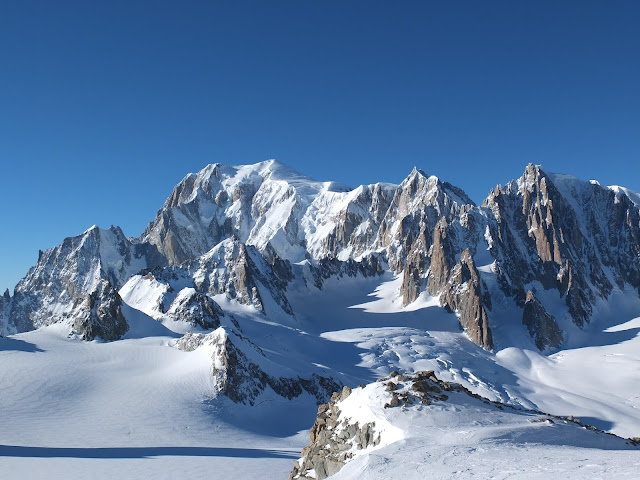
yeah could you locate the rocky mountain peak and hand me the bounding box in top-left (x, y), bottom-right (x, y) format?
top-left (7, 221), bottom-right (164, 338)
top-left (71, 279), bottom-right (129, 341)
top-left (395, 167), bottom-right (473, 217)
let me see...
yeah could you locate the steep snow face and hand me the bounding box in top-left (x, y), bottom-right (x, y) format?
top-left (610, 184), bottom-right (640, 208)
top-left (8, 225), bottom-right (164, 336)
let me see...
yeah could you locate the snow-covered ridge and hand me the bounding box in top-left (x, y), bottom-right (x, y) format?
top-left (293, 370), bottom-right (640, 480)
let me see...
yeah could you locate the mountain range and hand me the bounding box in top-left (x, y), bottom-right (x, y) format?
top-left (3, 160), bottom-right (639, 351)
top-left (1, 160), bottom-right (639, 479)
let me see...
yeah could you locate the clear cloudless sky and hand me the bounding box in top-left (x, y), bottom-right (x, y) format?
top-left (1, 0), bottom-right (639, 292)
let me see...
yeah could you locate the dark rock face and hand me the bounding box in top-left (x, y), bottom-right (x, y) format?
top-left (0, 289), bottom-right (10, 336)
top-left (522, 291), bottom-right (563, 350)
top-left (176, 330), bottom-right (341, 406)
top-left (309, 253), bottom-right (386, 290)
top-left (483, 164), bottom-right (640, 334)
top-left (166, 290), bottom-right (223, 329)
top-left (141, 170), bottom-right (233, 265)
top-left (440, 250), bottom-right (494, 350)
top-left (191, 238), bottom-right (294, 316)
top-left (426, 219), bottom-right (455, 295)
top-left (390, 163), bottom-right (640, 351)
top-left (72, 280), bottom-right (129, 341)
top-left (483, 165), bottom-right (597, 326)
top-left (378, 168), bottom-right (473, 275)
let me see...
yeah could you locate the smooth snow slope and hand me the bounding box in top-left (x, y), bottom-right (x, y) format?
top-left (0, 322), bottom-right (306, 480)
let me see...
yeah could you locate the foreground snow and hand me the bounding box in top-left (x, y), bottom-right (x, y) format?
top-left (0, 325), bottom-right (307, 480)
top-left (2, 273), bottom-right (640, 478)
top-left (330, 376), bottom-right (639, 480)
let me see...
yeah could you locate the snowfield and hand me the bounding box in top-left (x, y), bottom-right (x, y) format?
top-left (0, 324), bottom-right (306, 479)
top-left (2, 273), bottom-right (640, 479)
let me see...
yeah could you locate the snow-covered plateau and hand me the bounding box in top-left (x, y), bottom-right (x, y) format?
top-left (1, 160), bottom-right (640, 479)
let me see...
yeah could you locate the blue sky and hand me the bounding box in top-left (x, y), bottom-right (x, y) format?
top-left (1, 1), bottom-right (638, 292)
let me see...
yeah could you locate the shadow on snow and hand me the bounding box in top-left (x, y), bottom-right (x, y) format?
top-left (0, 444), bottom-right (299, 459)
top-left (0, 337), bottom-right (44, 353)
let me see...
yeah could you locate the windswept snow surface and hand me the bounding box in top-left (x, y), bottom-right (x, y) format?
top-left (2, 272), bottom-right (640, 478)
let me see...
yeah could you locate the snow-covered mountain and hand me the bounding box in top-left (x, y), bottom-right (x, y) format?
top-left (2, 159), bottom-right (640, 479)
top-left (5, 160), bottom-right (639, 352)
top-left (6, 225), bottom-right (165, 339)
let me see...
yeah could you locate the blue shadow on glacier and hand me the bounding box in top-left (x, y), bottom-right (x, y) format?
top-left (577, 417), bottom-right (615, 432)
top-left (0, 337), bottom-right (44, 353)
top-left (490, 419), bottom-right (636, 450)
top-left (0, 445), bottom-right (298, 459)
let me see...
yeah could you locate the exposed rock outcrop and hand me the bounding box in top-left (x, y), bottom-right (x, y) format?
top-left (308, 252), bottom-right (386, 290)
top-left (378, 168), bottom-right (473, 275)
top-left (307, 183), bottom-right (396, 260)
top-left (176, 329), bottom-right (341, 406)
top-left (291, 370), bottom-right (638, 479)
top-left (522, 291), bottom-right (563, 350)
top-left (72, 280), bottom-right (129, 341)
top-left (288, 386), bottom-right (379, 480)
top-left (289, 370), bottom-right (465, 480)
top-left (483, 164), bottom-right (640, 330)
top-left (0, 288), bottom-right (10, 336)
top-left (166, 289), bottom-right (223, 329)
top-left (192, 238), bottom-right (294, 315)
top-left (440, 249), bottom-right (494, 350)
